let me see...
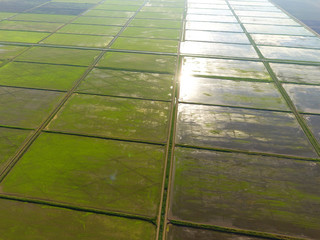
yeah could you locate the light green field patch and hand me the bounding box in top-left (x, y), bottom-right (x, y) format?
top-left (94, 4), bottom-right (140, 11)
top-left (105, 0), bottom-right (144, 5)
top-left (58, 23), bottom-right (122, 35)
top-left (180, 41), bottom-right (258, 58)
top-left (135, 11), bottom-right (183, 20)
top-left (0, 127), bottom-right (31, 171)
top-left (97, 51), bottom-right (177, 73)
top-left (0, 87), bottom-right (64, 128)
top-left (11, 13), bottom-right (75, 23)
top-left (72, 16), bottom-right (128, 26)
top-left (0, 198), bottom-right (156, 240)
top-left (16, 46), bottom-right (101, 66)
top-left (0, 21), bottom-right (63, 32)
top-left (84, 9), bottom-right (135, 18)
top-left (111, 37), bottom-right (178, 53)
top-left (0, 30), bottom-right (50, 43)
top-left (1, 132), bottom-right (165, 217)
top-left (130, 18), bottom-right (182, 28)
top-left (42, 33), bottom-right (113, 48)
top-left (121, 27), bottom-right (180, 39)
top-left (47, 94), bottom-right (171, 143)
top-left (0, 12), bottom-right (16, 20)
top-left (77, 68), bottom-right (174, 100)
top-left (141, 6), bottom-right (185, 13)
top-left (0, 62), bottom-right (86, 90)
top-left (0, 45), bottom-right (28, 60)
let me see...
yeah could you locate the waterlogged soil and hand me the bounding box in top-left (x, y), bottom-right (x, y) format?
top-left (180, 41), bottom-right (258, 58)
top-left (167, 225), bottom-right (265, 240)
top-left (304, 114), bottom-right (320, 143)
top-left (179, 77), bottom-right (289, 111)
top-left (259, 46), bottom-right (320, 62)
top-left (181, 57), bottom-right (271, 80)
top-left (270, 63), bottom-right (320, 84)
top-left (283, 84), bottom-right (320, 114)
top-left (184, 30), bottom-right (250, 44)
top-left (0, 62), bottom-right (86, 90)
top-left (176, 104), bottom-right (318, 158)
top-left (1, 0), bottom-right (320, 239)
top-left (252, 34), bottom-right (320, 49)
top-left (169, 147), bottom-right (320, 239)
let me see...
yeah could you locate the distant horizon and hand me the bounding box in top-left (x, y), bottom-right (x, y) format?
top-left (271, 0), bottom-right (320, 34)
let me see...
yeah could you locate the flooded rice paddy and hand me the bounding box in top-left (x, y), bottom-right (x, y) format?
top-left (0, 0), bottom-right (320, 239)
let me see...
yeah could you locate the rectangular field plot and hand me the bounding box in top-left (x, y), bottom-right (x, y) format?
top-left (97, 52), bottom-right (177, 73)
top-left (42, 33), bottom-right (113, 48)
top-left (46, 94), bottom-right (171, 143)
top-left (0, 30), bottom-right (50, 43)
top-left (0, 21), bottom-right (63, 32)
top-left (176, 104), bottom-right (317, 158)
top-left (179, 76), bottom-right (289, 111)
top-left (16, 47), bottom-right (101, 66)
top-left (0, 198), bottom-right (156, 240)
top-left (77, 68), bottom-right (174, 101)
top-left (0, 132), bottom-right (165, 217)
top-left (0, 87), bottom-right (64, 129)
top-left (169, 148), bottom-right (320, 239)
top-left (0, 62), bottom-right (86, 90)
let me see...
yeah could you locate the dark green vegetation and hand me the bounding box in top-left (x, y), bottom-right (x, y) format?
top-left (1, 0), bottom-right (320, 239)
top-left (0, 198), bottom-right (155, 240)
